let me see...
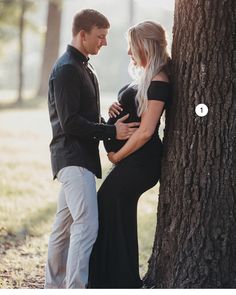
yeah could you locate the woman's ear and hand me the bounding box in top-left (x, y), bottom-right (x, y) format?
top-left (139, 49), bottom-right (147, 67)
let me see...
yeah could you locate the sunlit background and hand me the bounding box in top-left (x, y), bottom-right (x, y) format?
top-left (0, 0), bottom-right (175, 288)
top-left (0, 0), bottom-right (174, 104)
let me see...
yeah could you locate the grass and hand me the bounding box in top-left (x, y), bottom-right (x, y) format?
top-left (0, 94), bottom-right (159, 288)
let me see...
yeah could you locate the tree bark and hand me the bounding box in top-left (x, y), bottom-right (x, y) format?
top-left (37, 0), bottom-right (62, 97)
top-left (144, 0), bottom-right (236, 288)
top-left (17, 0), bottom-right (26, 103)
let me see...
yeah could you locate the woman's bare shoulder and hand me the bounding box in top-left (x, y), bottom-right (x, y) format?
top-left (152, 71), bottom-right (169, 82)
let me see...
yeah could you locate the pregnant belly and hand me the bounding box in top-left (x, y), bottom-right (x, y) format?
top-left (103, 110), bottom-right (140, 153)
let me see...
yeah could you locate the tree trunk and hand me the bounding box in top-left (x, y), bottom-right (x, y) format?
top-left (17, 0), bottom-right (26, 103)
top-left (128, 0), bottom-right (135, 26)
top-left (37, 0), bottom-right (62, 97)
top-left (144, 0), bottom-right (236, 288)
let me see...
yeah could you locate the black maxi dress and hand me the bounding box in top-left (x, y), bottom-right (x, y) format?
top-left (89, 81), bottom-right (171, 288)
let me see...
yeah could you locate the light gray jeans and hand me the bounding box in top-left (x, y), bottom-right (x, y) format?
top-left (45, 166), bottom-right (98, 288)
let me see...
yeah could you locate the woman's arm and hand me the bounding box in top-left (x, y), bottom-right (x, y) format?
top-left (108, 99), bottom-right (165, 163)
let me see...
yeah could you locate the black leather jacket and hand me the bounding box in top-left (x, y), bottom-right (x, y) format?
top-left (48, 45), bottom-right (116, 179)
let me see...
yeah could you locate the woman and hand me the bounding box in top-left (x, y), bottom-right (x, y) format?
top-left (89, 20), bottom-right (172, 288)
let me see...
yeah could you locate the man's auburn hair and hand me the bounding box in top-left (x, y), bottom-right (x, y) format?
top-left (72, 9), bottom-right (110, 36)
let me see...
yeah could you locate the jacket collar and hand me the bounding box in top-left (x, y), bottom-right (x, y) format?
top-left (67, 45), bottom-right (90, 64)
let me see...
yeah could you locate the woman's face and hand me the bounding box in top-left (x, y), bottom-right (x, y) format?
top-left (127, 40), bottom-right (147, 68)
top-left (127, 44), bottom-right (137, 66)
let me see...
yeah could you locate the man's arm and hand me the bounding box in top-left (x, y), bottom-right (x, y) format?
top-left (53, 65), bottom-right (139, 141)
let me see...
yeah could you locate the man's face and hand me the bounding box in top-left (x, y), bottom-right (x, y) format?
top-left (83, 26), bottom-right (108, 55)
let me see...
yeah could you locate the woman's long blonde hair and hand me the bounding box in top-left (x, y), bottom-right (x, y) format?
top-left (127, 21), bottom-right (170, 116)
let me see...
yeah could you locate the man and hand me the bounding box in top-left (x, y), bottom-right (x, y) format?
top-left (45, 9), bottom-right (139, 289)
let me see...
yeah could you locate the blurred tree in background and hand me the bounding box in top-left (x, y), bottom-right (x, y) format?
top-left (0, 0), bottom-right (20, 43)
top-left (18, 0), bottom-right (26, 103)
top-left (128, 0), bottom-right (135, 27)
top-left (0, 0), bottom-right (38, 103)
top-left (37, 0), bottom-right (62, 97)
top-left (0, 0), bottom-right (174, 103)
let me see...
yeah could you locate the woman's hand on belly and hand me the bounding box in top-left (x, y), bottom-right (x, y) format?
top-left (108, 102), bottom-right (123, 118)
